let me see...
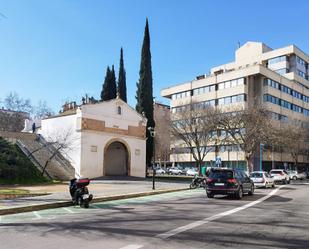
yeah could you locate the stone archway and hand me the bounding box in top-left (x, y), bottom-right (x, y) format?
top-left (104, 140), bottom-right (130, 176)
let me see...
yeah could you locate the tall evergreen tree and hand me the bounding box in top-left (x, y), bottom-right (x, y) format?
top-left (110, 65), bottom-right (117, 99)
top-left (118, 47), bottom-right (127, 102)
top-left (136, 18), bottom-right (155, 166)
top-left (101, 65), bottom-right (117, 101)
top-left (101, 66), bottom-right (111, 101)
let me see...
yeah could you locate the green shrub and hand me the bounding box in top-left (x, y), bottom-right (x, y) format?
top-left (0, 137), bottom-right (48, 184)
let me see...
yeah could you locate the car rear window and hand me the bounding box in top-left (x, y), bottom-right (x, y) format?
top-left (250, 172), bottom-right (263, 178)
top-left (209, 170), bottom-right (234, 179)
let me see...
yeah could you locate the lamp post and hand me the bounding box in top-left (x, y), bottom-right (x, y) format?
top-left (148, 127), bottom-right (156, 190)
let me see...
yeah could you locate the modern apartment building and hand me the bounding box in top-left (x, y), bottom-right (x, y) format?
top-left (161, 42), bottom-right (309, 172)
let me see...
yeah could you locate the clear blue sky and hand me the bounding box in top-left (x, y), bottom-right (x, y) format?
top-left (1, 0), bottom-right (309, 112)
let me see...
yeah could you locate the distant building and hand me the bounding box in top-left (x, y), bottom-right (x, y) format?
top-left (0, 108), bottom-right (30, 132)
top-left (154, 102), bottom-right (171, 167)
top-left (161, 41), bottom-right (309, 171)
top-left (39, 98), bottom-right (147, 178)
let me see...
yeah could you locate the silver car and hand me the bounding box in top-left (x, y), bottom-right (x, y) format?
top-left (287, 170), bottom-right (305, 180)
top-left (269, 169), bottom-right (290, 184)
top-left (250, 171), bottom-right (275, 188)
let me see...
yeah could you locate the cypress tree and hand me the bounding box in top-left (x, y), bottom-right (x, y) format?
top-left (110, 65), bottom-right (117, 99)
top-left (118, 47), bottom-right (127, 102)
top-left (136, 18), bottom-right (155, 166)
top-left (101, 66), bottom-right (111, 101)
top-left (101, 65), bottom-right (117, 101)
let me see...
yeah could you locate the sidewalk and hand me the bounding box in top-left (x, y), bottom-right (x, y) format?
top-left (0, 179), bottom-right (190, 215)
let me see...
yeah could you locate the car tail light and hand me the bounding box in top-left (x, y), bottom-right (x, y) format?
top-left (227, 178), bottom-right (237, 183)
top-left (206, 178), bottom-right (214, 183)
top-left (280, 172), bottom-right (284, 175)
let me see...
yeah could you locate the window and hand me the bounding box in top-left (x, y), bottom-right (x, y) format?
top-left (298, 70), bottom-right (306, 79)
top-left (304, 109), bottom-right (309, 116)
top-left (117, 106), bottom-right (122, 115)
top-left (275, 68), bottom-right (288, 75)
top-left (292, 105), bottom-right (302, 113)
top-left (218, 83), bottom-right (225, 90)
top-left (172, 90), bottom-right (191, 100)
top-left (292, 90), bottom-right (302, 100)
top-left (217, 78), bottom-right (244, 90)
top-left (193, 85), bottom-right (215, 96)
top-left (281, 99), bottom-right (291, 109)
top-left (297, 56), bottom-right (306, 66)
top-left (268, 56), bottom-right (287, 65)
top-left (281, 85), bottom-right (291, 95)
top-left (231, 79), bottom-right (237, 87)
top-left (218, 98), bottom-right (225, 105)
top-left (264, 78), bottom-right (279, 89)
top-left (171, 105), bottom-right (188, 113)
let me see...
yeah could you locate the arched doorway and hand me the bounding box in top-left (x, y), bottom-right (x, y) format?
top-left (104, 141), bottom-right (129, 176)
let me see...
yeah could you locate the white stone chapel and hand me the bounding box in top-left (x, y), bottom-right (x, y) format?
top-left (39, 98), bottom-right (147, 178)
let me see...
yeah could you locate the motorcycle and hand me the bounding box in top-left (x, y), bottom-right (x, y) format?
top-left (189, 175), bottom-right (206, 189)
top-left (69, 178), bottom-right (93, 208)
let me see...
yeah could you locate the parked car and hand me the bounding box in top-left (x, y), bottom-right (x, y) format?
top-left (168, 167), bottom-right (183, 175)
top-left (155, 167), bottom-right (166, 175)
top-left (186, 168), bottom-right (199, 176)
top-left (286, 170), bottom-right (305, 180)
top-left (250, 171), bottom-right (275, 188)
top-left (205, 168), bottom-right (254, 199)
top-left (269, 169), bottom-right (290, 184)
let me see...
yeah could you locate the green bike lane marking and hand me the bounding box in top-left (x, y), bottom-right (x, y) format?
top-left (0, 189), bottom-right (202, 224)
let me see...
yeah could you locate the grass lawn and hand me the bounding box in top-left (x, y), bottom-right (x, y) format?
top-left (0, 189), bottom-right (30, 195)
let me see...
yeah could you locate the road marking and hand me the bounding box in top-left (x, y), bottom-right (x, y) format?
top-left (33, 211), bottom-right (42, 219)
top-left (63, 208), bottom-right (75, 214)
top-left (119, 244), bottom-right (143, 249)
top-left (157, 185), bottom-right (285, 239)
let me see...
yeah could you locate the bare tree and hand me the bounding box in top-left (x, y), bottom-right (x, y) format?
top-left (26, 129), bottom-right (77, 176)
top-left (154, 103), bottom-right (171, 167)
top-left (40, 130), bottom-right (76, 176)
top-left (0, 92), bottom-right (54, 132)
top-left (170, 102), bottom-right (218, 173)
top-left (0, 92), bottom-right (32, 132)
top-left (217, 105), bottom-right (272, 172)
top-left (34, 100), bottom-right (54, 119)
top-left (272, 124), bottom-right (308, 168)
top-left (3, 92), bottom-right (33, 113)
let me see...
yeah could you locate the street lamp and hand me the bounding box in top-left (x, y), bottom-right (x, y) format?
top-left (148, 126), bottom-right (156, 190)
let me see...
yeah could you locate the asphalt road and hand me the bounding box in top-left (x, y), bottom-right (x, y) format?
top-left (1, 181), bottom-right (309, 249)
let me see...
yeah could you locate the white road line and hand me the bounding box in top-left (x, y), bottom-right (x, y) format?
top-left (33, 211), bottom-right (42, 219)
top-left (63, 207), bottom-right (75, 214)
top-left (119, 244), bottom-right (144, 249)
top-left (157, 185), bottom-right (285, 239)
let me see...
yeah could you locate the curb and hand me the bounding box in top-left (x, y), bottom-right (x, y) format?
top-left (0, 187), bottom-right (190, 216)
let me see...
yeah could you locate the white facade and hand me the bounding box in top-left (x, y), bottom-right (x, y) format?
top-left (40, 99), bottom-right (147, 178)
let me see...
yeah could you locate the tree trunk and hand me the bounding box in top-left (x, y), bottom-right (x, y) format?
top-left (246, 156), bottom-right (254, 173)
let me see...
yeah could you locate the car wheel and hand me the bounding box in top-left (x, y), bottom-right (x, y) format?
top-left (272, 183), bottom-right (275, 188)
top-left (287, 179), bottom-right (290, 184)
top-left (293, 176), bottom-right (297, 180)
top-left (207, 193), bottom-right (214, 198)
top-left (235, 187), bottom-right (243, 199)
top-left (248, 185), bottom-right (254, 196)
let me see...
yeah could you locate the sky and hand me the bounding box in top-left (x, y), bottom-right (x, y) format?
top-left (1, 0), bottom-right (309, 113)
